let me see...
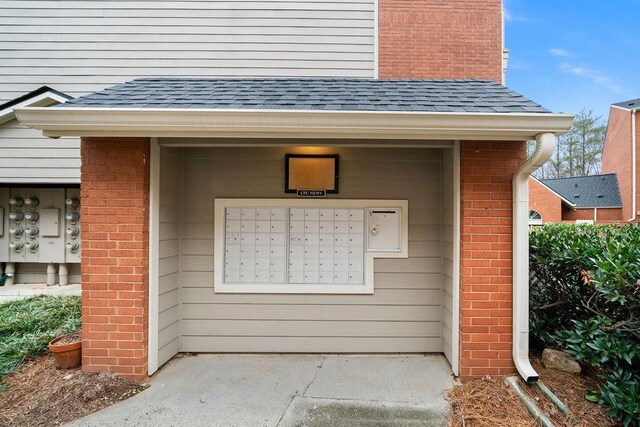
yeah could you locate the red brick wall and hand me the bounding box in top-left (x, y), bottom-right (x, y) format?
top-left (459, 141), bottom-right (526, 380)
top-left (378, 0), bottom-right (503, 81)
top-left (562, 207), bottom-right (623, 224)
top-left (602, 107), bottom-right (633, 221)
top-left (80, 137), bottom-right (150, 381)
top-left (528, 179), bottom-right (562, 223)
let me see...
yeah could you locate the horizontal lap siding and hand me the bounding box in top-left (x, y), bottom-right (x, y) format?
top-left (175, 146), bottom-right (443, 353)
top-left (0, 0), bottom-right (375, 102)
top-left (158, 147), bottom-right (181, 366)
top-left (0, 119), bottom-right (80, 183)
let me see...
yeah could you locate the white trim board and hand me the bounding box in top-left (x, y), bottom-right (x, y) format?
top-left (214, 198), bottom-right (408, 294)
top-left (148, 138), bottom-right (160, 375)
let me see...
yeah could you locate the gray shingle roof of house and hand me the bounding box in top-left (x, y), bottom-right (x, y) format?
top-left (541, 174), bottom-right (623, 208)
top-left (612, 97), bottom-right (640, 110)
top-left (58, 78), bottom-right (551, 113)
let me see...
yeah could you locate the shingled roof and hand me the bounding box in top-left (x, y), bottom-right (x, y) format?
top-left (612, 97), bottom-right (640, 110)
top-left (58, 78), bottom-right (551, 113)
top-left (541, 174), bottom-right (623, 208)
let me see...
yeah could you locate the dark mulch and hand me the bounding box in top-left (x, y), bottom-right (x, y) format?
top-left (0, 354), bottom-right (146, 427)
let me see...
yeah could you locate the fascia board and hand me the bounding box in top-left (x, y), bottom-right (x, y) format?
top-left (0, 92), bottom-right (70, 125)
top-left (15, 107), bottom-right (574, 141)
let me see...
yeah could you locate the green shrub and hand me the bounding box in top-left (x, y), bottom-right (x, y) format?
top-left (0, 295), bottom-right (81, 384)
top-left (529, 224), bottom-right (640, 426)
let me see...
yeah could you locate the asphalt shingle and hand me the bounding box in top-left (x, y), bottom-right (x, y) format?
top-left (541, 174), bottom-right (623, 208)
top-left (59, 78), bottom-right (551, 114)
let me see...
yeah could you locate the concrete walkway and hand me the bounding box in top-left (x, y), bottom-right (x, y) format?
top-left (72, 354), bottom-right (454, 427)
top-left (0, 282), bottom-right (81, 303)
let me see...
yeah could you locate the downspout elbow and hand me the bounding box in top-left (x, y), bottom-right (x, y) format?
top-left (512, 132), bottom-right (556, 383)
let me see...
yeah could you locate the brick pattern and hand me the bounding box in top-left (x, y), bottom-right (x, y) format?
top-left (528, 179), bottom-right (562, 223)
top-left (562, 207), bottom-right (622, 224)
top-left (378, 0), bottom-right (503, 81)
top-left (602, 107), bottom-right (633, 221)
top-left (459, 141), bottom-right (526, 380)
top-left (80, 137), bottom-right (150, 381)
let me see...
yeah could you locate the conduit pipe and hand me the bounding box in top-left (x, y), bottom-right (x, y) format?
top-left (47, 263), bottom-right (56, 286)
top-left (629, 108), bottom-right (637, 222)
top-left (512, 132), bottom-right (556, 383)
top-left (5, 262), bottom-right (15, 286)
top-left (59, 263), bottom-right (68, 287)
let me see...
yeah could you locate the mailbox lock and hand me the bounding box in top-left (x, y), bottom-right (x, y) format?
top-left (9, 197), bottom-right (24, 207)
top-left (25, 197), bottom-right (39, 207)
top-left (9, 211), bottom-right (24, 221)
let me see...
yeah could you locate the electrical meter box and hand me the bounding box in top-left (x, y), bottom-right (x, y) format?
top-left (367, 208), bottom-right (401, 252)
top-left (40, 209), bottom-right (60, 237)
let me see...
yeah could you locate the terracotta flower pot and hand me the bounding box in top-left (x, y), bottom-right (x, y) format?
top-left (48, 331), bottom-right (82, 369)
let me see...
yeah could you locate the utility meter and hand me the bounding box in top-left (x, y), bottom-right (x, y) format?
top-left (9, 240), bottom-right (24, 251)
top-left (25, 197), bottom-right (39, 207)
top-left (66, 241), bottom-right (80, 253)
top-left (9, 211), bottom-right (24, 221)
top-left (65, 212), bottom-right (80, 222)
top-left (65, 198), bottom-right (80, 209)
top-left (25, 226), bottom-right (39, 237)
top-left (9, 225), bottom-right (24, 236)
top-left (66, 226), bottom-right (80, 238)
top-left (25, 241), bottom-right (39, 251)
top-left (9, 197), bottom-right (24, 207)
top-left (25, 212), bottom-right (39, 222)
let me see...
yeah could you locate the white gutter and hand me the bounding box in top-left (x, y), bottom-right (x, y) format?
top-left (629, 109), bottom-right (637, 222)
top-left (512, 132), bottom-right (556, 383)
top-left (14, 107), bottom-right (574, 141)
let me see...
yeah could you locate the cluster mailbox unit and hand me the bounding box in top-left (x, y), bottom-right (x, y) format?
top-left (0, 187), bottom-right (81, 286)
top-left (214, 199), bottom-right (408, 294)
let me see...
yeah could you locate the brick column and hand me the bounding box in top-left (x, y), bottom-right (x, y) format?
top-left (459, 141), bottom-right (527, 380)
top-left (80, 137), bottom-right (150, 381)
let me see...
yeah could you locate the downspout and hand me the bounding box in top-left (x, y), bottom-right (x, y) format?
top-left (629, 109), bottom-right (637, 222)
top-left (512, 132), bottom-right (556, 383)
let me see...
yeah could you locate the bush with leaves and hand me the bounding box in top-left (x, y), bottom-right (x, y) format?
top-left (529, 224), bottom-right (640, 426)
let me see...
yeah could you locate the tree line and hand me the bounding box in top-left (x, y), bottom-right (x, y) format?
top-left (532, 108), bottom-right (606, 179)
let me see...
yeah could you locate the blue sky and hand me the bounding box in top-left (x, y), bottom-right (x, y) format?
top-left (504, 0), bottom-right (640, 120)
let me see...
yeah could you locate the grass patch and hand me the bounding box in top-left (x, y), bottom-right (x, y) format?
top-left (0, 295), bottom-right (81, 384)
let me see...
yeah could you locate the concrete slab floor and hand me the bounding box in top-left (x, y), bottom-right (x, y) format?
top-left (0, 282), bottom-right (81, 303)
top-left (72, 354), bottom-right (454, 427)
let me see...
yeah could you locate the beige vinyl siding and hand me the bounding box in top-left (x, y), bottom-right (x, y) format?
top-left (0, 0), bottom-right (375, 102)
top-left (158, 147), bottom-right (181, 366)
top-left (0, 119), bottom-right (80, 183)
top-left (441, 148), bottom-right (455, 363)
top-left (174, 146), bottom-right (444, 353)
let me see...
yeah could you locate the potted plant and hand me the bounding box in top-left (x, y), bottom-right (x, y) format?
top-left (48, 331), bottom-right (82, 369)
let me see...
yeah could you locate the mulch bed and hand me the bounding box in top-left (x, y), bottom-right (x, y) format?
top-left (0, 354), bottom-right (146, 427)
top-left (448, 355), bottom-right (618, 427)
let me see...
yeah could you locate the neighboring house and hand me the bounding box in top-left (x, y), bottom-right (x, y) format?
top-left (602, 97), bottom-right (640, 223)
top-left (529, 174), bottom-right (623, 224)
top-left (11, 0), bottom-right (573, 384)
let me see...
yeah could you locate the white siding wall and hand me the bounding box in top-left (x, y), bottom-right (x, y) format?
top-left (0, 119), bottom-right (80, 183)
top-left (172, 146), bottom-right (444, 353)
top-left (158, 147), bottom-right (182, 366)
top-left (1, 0), bottom-right (375, 184)
top-left (0, 0), bottom-right (376, 102)
top-left (441, 148), bottom-right (455, 364)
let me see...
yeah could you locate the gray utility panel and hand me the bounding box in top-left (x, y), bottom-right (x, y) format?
top-left (0, 187), bottom-right (81, 264)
